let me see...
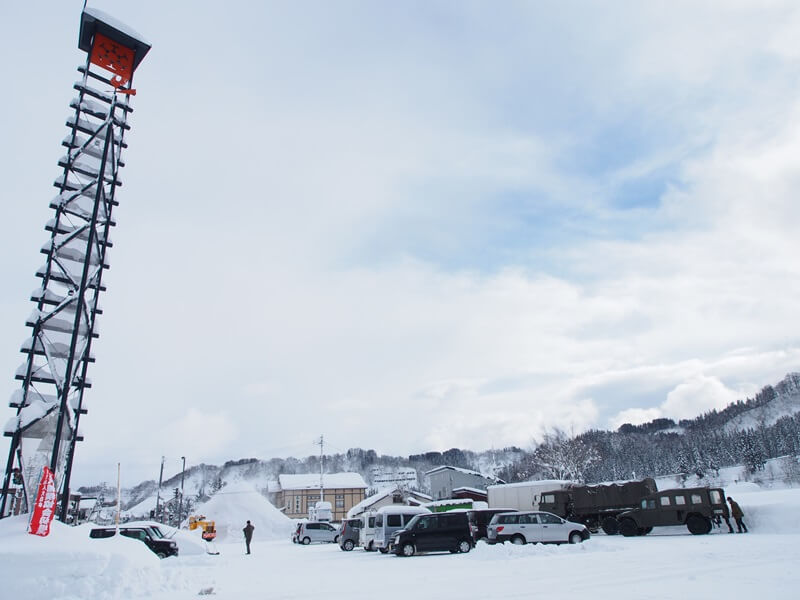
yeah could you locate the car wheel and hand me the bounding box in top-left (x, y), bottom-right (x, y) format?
top-left (687, 515), bottom-right (712, 535)
top-left (342, 539), bottom-right (355, 551)
top-left (379, 547), bottom-right (389, 554)
top-left (511, 534), bottom-right (526, 545)
top-left (365, 541), bottom-right (374, 552)
top-left (302, 536), bottom-right (311, 545)
top-left (457, 540), bottom-right (471, 553)
top-left (619, 518), bottom-right (639, 537)
top-left (401, 543), bottom-right (415, 557)
top-left (569, 532), bottom-right (583, 544)
top-left (601, 517), bottom-right (620, 536)
top-left (156, 552), bottom-right (167, 559)
top-left (333, 535), bottom-right (339, 544)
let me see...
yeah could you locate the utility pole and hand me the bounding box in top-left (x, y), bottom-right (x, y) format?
top-left (318, 435), bottom-right (324, 509)
top-left (178, 456), bottom-right (186, 527)
top-left (155, 456), bottom-right (164, 522)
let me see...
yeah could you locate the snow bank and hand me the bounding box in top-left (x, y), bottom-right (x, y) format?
top-left (0, 515), bottom-right (186, 600)
top-left (192, 480), bottom-right (293, 542)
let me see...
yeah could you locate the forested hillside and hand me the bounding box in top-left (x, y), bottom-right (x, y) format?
top-left (81, 373), bottom-right (800, 510)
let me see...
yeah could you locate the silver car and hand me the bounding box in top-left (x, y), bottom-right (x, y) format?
top-left (296, 521), bottom-right (339, 545)
top-left (487, 511), bottom-right (590, 545)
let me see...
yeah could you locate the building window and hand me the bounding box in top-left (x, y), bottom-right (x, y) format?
top-left (294, 495), bottom-right (302, 512)
top-left (335, 494), bottom-right (344, 509)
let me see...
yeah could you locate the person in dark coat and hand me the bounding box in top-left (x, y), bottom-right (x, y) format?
top-left (243, 520), bottom-right (255, 553)
top-left (727, 497), bottom-right (748, 533)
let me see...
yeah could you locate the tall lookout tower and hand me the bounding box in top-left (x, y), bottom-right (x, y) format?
top-left (1, 8), bottom-right (150, 522)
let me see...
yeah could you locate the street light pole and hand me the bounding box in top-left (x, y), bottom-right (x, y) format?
top-left (155, 456), bottom-right (164, 522)
top-left (178, 456), bottom-right (186, 527)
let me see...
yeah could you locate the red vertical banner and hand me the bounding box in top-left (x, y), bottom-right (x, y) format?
top-left (28, 466), bottom-right (57, 537)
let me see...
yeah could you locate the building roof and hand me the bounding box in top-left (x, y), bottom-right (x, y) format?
top-left (452, 486), bottom-right (489, 496)
top-left (425, 465), bottom-right (502, 482)
top-left (346, 487), bottom-right (433, 518)
top-left (278, 472), bottom-right (367, 491)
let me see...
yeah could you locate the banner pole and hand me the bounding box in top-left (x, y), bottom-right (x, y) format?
top-left (115, 463), bottom-right (121, 534)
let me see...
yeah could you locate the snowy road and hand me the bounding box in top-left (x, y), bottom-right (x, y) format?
top-left (3, 487), bottom-right (799, 599)
top-left (151, 526), bottom-right (797, 600)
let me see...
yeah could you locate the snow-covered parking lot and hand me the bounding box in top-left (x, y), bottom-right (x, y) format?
top-left (3, 486), bottom-right (799, 600)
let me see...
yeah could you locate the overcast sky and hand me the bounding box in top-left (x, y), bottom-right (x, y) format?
top-left (2, 1), bottom-right (800, 486)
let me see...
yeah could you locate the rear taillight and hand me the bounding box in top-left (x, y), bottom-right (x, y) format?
top-left (496, 526), bottom-right (504, 533)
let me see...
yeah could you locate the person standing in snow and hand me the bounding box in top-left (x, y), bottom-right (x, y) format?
top-left (727, 497), bottom-right (748, 533)
top-left (243, 520), bottom-right (255, 554)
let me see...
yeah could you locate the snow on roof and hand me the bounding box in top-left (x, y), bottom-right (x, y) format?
top-left (347, 487), bottom-right (435, 518)
top-left (425, 465), bottom-right (499, 480)
top-left (84, 7), bottom-right (150, 44)
top-left (425, 498), bottom-right (474, 507)
top-left (347, 488), bottom-right (394, 517)
top-left (452, 486), bottom-right (489, 495)
top-left (487, 479), bottom-right (575, 490)
top-left (278, 472), bottom-right (367, 490)
top-left (375, 505), bottom-right (430, 515)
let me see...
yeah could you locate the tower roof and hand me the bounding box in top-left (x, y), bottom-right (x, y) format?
top-left (79, 7), bottom-right (151, 73)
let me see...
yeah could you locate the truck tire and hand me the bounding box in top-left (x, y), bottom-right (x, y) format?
top-left (687, 515), bottom-right (712, 535)
top-left (619, 518), bottom-right (639, 537)
top-left (342, 539), bottom-right (355, 551)
top-left (601, 517), bottom-right (620, 536)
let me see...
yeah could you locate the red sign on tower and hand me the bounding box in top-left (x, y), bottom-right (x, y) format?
top-left (89, 32), bottom-right (135, 88)
top-left (28, 467), bottom-right (57, 537)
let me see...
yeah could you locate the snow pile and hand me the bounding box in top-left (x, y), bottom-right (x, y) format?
top-left (192, 479), bottom-right (293, 542)
top-left (726, 487), bottom-right (800, 534)
top-left (0, 515), bottom-right (186, 600)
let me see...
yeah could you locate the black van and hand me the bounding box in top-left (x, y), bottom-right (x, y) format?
top-left (89, 526), bottom-right (179, 558)
top-left (467, 508), bottom-right (518, 542)
top-left (391, 511), bottom-right (473, 557)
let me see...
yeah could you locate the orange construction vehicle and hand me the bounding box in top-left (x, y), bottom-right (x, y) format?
top-left (188, 515), bottom-right (217, 541)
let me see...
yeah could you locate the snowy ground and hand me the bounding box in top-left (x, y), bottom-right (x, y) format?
top-left (2, 485), bottom-right (798, 599)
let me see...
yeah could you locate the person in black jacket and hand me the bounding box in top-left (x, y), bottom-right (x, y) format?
top-left (243, 520), bottom-right (255, 553)
top-left (727, 497), bottom-right (748, 533)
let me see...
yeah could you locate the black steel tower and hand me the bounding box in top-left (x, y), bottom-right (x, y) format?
top-left (1, 8), bottom-right (150, 521)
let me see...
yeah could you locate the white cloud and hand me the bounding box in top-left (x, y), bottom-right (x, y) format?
top-left (2, 1), bottom-right (800, 486)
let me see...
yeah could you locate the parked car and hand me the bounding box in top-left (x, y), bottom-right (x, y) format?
top-left (296, 521), bottom-right (339, 545)
top-left (616, 487), bottom-right (729, 536)
top-left (360, 511), bottom-right (377, 551)
top-left (339, 518), bottom-right (362, 551)
top-left (89, 525), bottom-right (179, 558)
top-left (373, 505), bottom-right (430, 553)
top-left (392, 511), bottom-right (473, 557)
top-left (467, 508), bottom-right (517, 542)
top-left (486, 511), bottom-right (590, 545)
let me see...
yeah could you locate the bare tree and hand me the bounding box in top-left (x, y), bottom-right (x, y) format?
top-left (533, 429), bottom-right (599, 482)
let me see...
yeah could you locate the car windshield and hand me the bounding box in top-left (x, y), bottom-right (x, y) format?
top-left (405, 515), bottom-right (422, 529)
top-left (148, 526), bottom-right (165, 538)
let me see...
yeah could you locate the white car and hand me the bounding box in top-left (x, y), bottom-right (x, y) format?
top-left (295, 521), bottom-right (339, 545)
top-left (487, 511), bottom-right (590, 545)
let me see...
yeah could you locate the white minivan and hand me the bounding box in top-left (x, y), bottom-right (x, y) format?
top-left (373, 505), bottom-right (430, 553)
top-left (360, 510), bottom-right (377, 551)
top-left (487, 511), bottom-right (590, 545)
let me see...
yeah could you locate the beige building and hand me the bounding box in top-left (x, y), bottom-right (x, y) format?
top-left (274, 473), bottom-right (368, 521)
